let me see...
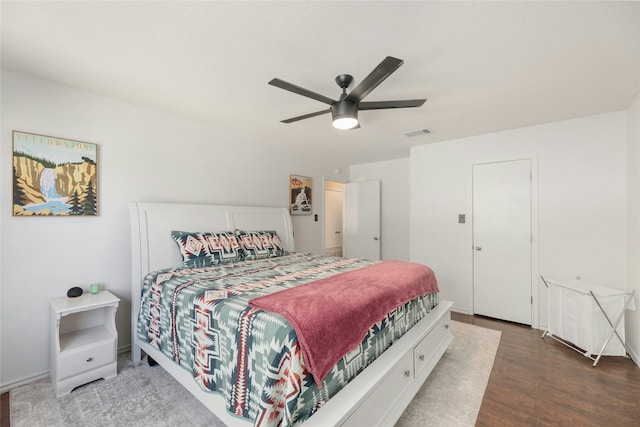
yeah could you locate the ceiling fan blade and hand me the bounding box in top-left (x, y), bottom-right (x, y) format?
top-left (359, 99), bottom-right (426, 110)
top-left (344, 56), bottom-right (404, 103)
top-left (269, 78), bottom-right (336, 105)
top-left (281, 109), bottom-right (331, 123)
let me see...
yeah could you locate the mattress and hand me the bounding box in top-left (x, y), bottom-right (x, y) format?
top-left (137, 252), bottom-right (439, 426)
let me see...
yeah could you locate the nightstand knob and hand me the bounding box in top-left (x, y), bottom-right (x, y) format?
top-left (86, 357), bottom-right (93, 362)
top-left (404, 370), bottom-right (411, 378)
top-left (419, 354), bottom-right (425, 361)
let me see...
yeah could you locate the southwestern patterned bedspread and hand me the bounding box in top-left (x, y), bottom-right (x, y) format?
top-left (249, 260), bottom-right (439, 385)
top-left (137, 253), bottom-right (439, 427)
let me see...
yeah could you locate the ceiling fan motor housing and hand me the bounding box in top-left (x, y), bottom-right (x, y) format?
top-left (332, 100), bottom-right (357, 117)
top-left (331, 100), bottom-right (359, 129)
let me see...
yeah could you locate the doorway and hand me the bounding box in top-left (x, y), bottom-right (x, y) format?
top-left (473, 158), bottom-right (533, 325)
top-left (324, 181), bottom-right (344, 257)
top-left (322, 179), bottom-right (381, 261)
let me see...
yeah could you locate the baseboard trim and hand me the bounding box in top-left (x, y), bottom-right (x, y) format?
top-left (1, 344), bottom-right (133, 394)
top-left (627, 346), bottom-right (640, 367)
top-left (0, 372), bottom-right (49, 395)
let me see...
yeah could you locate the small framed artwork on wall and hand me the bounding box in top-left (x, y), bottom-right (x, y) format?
top-left (289, 174), bottom-right (312, 215)
top-left (12, 130), bottom-right (98, 216)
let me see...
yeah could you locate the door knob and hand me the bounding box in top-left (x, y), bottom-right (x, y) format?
top-left (475, 246), bottom-right (482, 251)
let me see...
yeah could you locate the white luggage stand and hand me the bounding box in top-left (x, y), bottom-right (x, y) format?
top-left (540, 276), bottom-right (636, 367)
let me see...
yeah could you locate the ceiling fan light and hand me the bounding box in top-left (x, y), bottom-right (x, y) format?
top-left (331, 101), bottom-right (359, 130)
top-left (333, 116), bottom-right (359, 130)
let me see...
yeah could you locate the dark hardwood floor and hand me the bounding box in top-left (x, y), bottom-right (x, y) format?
top-left (2, 314), bottom-right (639, 426)
top-left (453, 312), bottom-right (640, 426)
top-left (1, 391), bottom-right (8, 427)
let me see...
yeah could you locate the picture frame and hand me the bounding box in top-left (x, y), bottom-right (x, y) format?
top-left (12, 130), bottom-right (98, 216)
top-left (289, 174), bottom-right (312, 215)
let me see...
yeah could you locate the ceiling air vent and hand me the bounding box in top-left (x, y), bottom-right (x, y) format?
top-left (404, 128), bottom-right (432, 137)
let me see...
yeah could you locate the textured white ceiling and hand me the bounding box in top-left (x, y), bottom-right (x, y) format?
top-left (2, 1), bottom-right (639, 165)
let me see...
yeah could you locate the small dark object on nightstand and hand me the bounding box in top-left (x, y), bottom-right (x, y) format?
top-left (66, 286), bottom-right (83, 299)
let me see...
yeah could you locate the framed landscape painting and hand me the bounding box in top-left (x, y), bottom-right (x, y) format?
top-left (289, 174), bottom-right (312, 215)
top-left (12, 130), bottom-right (98, 216)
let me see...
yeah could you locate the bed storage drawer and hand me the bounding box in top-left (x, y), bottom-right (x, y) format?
top-left (414, 311), bottom-right (451, 378)
top-left (342, 350), bottom-right (414, 427)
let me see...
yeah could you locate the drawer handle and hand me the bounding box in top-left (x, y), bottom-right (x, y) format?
top-left (445, 324), bottom-right (450, 329)
top-left (86, 357), bottom-right (93, 363)
top-left (419, 354), bottom-right (425, 361)
top-left (404, 370), bottom-right (411, 378)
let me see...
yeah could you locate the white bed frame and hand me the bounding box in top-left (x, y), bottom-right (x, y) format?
top-left (130, 202), bottom-right (453, 426)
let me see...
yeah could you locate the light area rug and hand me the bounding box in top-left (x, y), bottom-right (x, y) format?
top-left (11, 320), bottom-right (501, 427)
top-left (396, 320), bottom-right (501, 426)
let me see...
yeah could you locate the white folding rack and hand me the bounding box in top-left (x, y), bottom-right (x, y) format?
top-left (541, 276), bottom-right (636, 367)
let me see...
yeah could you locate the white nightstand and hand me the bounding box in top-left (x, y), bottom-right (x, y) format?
top-left (49, 290), bottom-right (120, 397)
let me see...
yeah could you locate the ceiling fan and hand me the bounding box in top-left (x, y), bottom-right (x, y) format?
top-left (268, 56), bottom-right (426, 130)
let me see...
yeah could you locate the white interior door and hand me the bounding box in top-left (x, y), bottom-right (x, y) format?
top-left (344, 180), bottom-right (380, 260)
top-left (473, 159), bottom-right (532, 325)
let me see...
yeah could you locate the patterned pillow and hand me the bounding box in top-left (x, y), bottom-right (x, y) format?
top-left (235, 230), bottom-right (288, 260)
top-left (171, 230), bottom-right (244, 268)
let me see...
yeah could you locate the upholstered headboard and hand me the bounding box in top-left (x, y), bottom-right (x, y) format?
top-left (129, 201), bottom-right (294, 360)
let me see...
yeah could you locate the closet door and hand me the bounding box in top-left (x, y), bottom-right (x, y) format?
top-left (473, 159), bottom-right (532, 325)
top-left (344, 180), bottom-right (380, 260)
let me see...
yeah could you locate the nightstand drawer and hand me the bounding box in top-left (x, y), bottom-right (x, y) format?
top-left (58, 340), bottom-right (115, 380)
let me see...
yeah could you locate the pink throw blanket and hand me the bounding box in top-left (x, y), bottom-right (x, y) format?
top-left (248, 260), bottom-right (438, 385)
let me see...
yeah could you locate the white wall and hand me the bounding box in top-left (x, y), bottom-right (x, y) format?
top-left (410, 112), bottom-right (628, 328)
top-left (350, 158), bottom-right (410, 261)
top-left (0, 69), bottom-right (345, 389)
top-left (626, 92), bottom-right (640, 363)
